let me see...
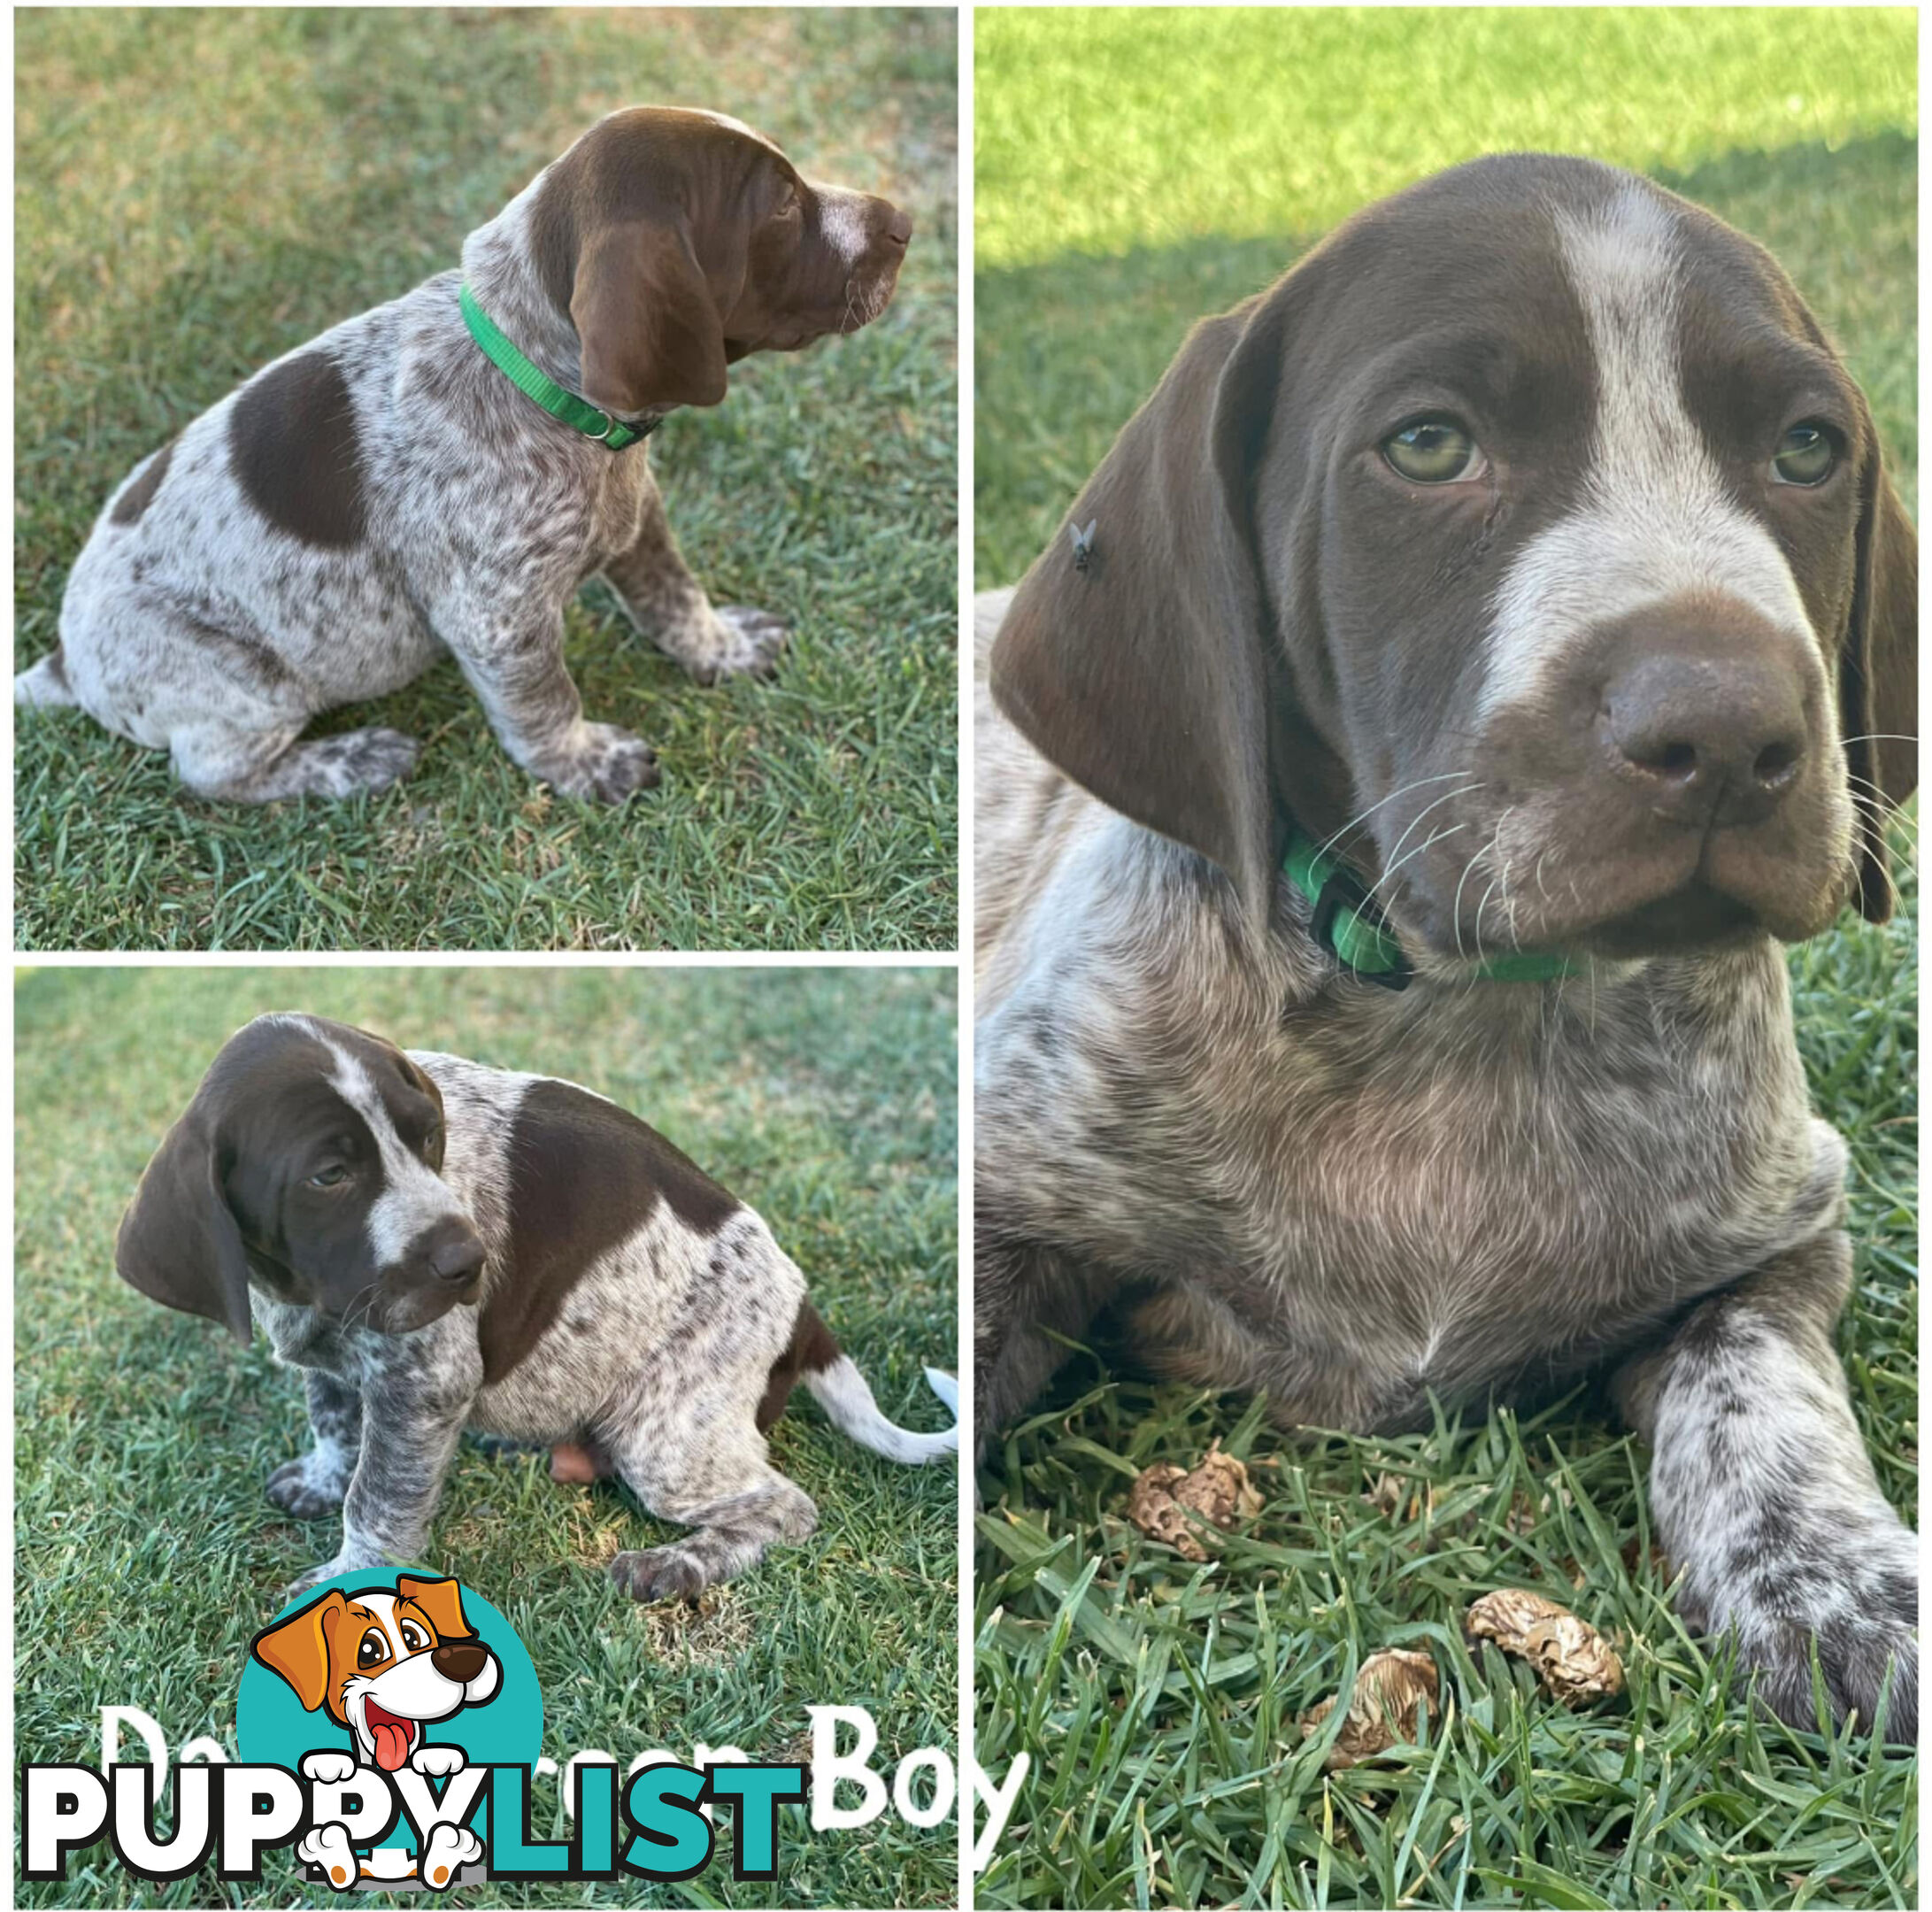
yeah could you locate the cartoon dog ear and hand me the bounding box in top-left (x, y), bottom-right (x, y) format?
top-left (1842, 408), bottom-right (1918, 922)
top-left (115, 1106), bottom-right (253, 1345)
top-left (252, 1592), bottom-right (346, 1713)
top-left (396, 1576), bottom-right (473, 1640)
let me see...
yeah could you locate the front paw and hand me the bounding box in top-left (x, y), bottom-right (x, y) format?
top-left (695, 605), bottom-right (789, 684)
top-left (535, 722), bottom-right (661, 803)
top-left (610, 1545), bottom-right (709, 1603)
top-left (281, 1548), bottom-right (383, 1603)
top-left (1708, 1526), bottom-right (1917, 1741)
top-left (267, 1454), bottom-right (349, 1520)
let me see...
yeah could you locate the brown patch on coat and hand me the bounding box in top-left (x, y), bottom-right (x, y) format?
top-left (227, 351), bottom-right (367, 549)
top-left (111, 439), bottom-right (175, 526)
top-left (756, 1298), bottom-right (842, 1433)
top-left (481, 1078), bottom-right (742, 1387)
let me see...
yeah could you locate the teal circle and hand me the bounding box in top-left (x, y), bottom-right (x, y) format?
top-left (236, 1570), bottom-right (543, 1851)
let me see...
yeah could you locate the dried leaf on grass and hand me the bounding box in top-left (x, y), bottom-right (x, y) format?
top-left (1466, 1588), bottom-right (1625, 1704)
top-left (1126, 1443), bottom-right (1264, 1560)
top-left (1298, 1648), bottom-right (1440, 1769)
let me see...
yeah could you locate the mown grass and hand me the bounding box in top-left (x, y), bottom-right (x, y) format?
top-left (974, 10), bottom-right (1917, 1908)
top-left (15, 6), bottom-right (958, 952)
top-left (15, 967), bottom-right (959, 1908)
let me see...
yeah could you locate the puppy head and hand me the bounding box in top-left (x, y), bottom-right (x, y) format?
top-left (116, 1014), bottom-right (484, 1343)
top-left (527, 104), bottom-right (912, 417)
top-left (992, 153), bottom-right (1914, 962)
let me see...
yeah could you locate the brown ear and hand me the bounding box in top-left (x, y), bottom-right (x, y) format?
top-left (114, 1103), bottom-right (252, 1345)
top-left (251, 1591), bottom-right (345, 1713)
top-left (1842, 420), bottom-right (1918, 922)
top-left (396, 1575), bottom-right (473, 1641)
top-left (572, 220), bottom-right (728, 415)
top-left (989, 295), bottom-right (1289, 930)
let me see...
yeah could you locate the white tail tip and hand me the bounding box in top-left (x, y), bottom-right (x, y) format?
top-left (806, 1355), bottom-right (958, 1464)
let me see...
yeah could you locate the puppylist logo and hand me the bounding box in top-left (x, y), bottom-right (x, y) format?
top-left (19, 1573), bottom-right (805, 1890)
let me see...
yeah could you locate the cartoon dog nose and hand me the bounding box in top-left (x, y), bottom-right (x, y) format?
top-left (426, 1222), bottom-right (485, 1286)
top-left (1604, 639), bottom-right (1809, 825)
top-left (432, 1640), bottom-right (489, 1683)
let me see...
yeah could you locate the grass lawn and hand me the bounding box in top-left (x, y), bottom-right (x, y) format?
top-left (14, 966), bottom-right (959, 1908)
top-left (14, 6), bottom-right (958, 952)
top-left (973, 10), bottom-right (1918, 1908)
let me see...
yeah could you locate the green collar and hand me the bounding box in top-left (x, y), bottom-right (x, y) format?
top-left (460, 282), bottom-right (658, 451)
top-left (1282, 823), bottom-right (1575, 990)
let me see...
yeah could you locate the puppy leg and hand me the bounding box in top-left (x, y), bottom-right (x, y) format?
top-left (604, 1413), bottom-right (818, 1602)
top-left (1613, 1229), bottom-right (1917, 1740)
top-left (436, 598), bottom-right (660, 803)
top-left (267, 1371), bottom-right (363, 1520)
top-left (173, 720), bottom-right (419, 801)
top-left (285, 1380), bottom-right (471, 1597)
top-left (602, 471), bottom-right (788, 685)
top-left (974, 1230), bottom-right (1116, 1461)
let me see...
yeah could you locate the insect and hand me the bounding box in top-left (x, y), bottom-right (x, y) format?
top-left (1067, 519), bottom-right (1097, 573)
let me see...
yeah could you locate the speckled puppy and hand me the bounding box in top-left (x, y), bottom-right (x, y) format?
top-left (17, 107), bottom-right (912, 802)
top-left (116, 1014), bottom-right (957, 1600)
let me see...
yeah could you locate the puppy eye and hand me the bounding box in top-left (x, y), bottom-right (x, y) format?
top-left (399, 1621), bottom-right (429, 1651)
top-left (1774, 421), bottom-right (1837, 486)
top-left (357, 1630), bottom-right (389, 1669)
top-left (422, 1123), bottom-right (443, 1160)
top-left (309, 1165), bottom-right (350, 1190)
top-left (1382, 418), bottom-right (1485, 484)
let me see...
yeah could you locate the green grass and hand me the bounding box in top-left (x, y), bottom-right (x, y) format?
top-left (974, 11), bottom-right (1917, 1907)
top-left (974, 5), bottom-right (1915, 582)
top-left (14, 966), bottom-right (959, 1908)
top-left (14, 6), bottom-right (958, 952)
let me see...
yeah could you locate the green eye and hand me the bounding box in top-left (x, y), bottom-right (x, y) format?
top-left (310, 1165), bottom-right (349, 1190)
top-left (1774, 422), bottom-right (1836, 486)
top-left (1382, 418), bottom-right (1482, 483)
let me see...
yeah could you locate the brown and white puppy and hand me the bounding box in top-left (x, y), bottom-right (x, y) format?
top-left (977, 155), bottom-right (1916, 1736)
top-left (18, 107), bottom-right (912, 802)
top-left (119, 1014), bottom-right (956, 1600)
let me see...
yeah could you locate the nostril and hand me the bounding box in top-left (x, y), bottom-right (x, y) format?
top-left (884, 211), bottom-right (913, 249)
top-left (1751, 738), bottom-right (1801, 787)
top-left (1652, 741), bottom-right (1698, 783)
top-left (431, 1237), bottom-right (483, 1284)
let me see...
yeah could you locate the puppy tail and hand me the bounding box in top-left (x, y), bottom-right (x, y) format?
top-left (15, 647), bottom-right (77, 708)
top-left (794, 1303), bottom-right (959, 1464)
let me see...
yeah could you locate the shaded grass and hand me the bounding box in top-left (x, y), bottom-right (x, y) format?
top-left (14, 967), bottom-right (959, 1908)
top-left (974, 10), bottom-right (1917, 1907)
top-left (15, 6), bottom-right (958, 952)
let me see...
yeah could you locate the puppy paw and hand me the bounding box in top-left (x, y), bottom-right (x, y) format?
top-left (693, 605), bottom-right (789, 683)
top-left (419, 1823), bottom-right (484, 1889)
top-left (305, 727), bottom-right (420, 796)
top-left (267, 1453), bottom-right (349, 1519)
top-left (281, 1550), bottom-right (381, 1602)
top-left (536, 723), bottom-right (661, 803)
top-left (1703, 1520), bottom-right (1917, 1742)
top-left (301, 1751), bottom-right (358, 1785)
top-left (410, 1744), bottom-right (466, 1778)
top-left (297, 1823), bottom-right (360, 1892)
top-left (610, 1545), bottom-right (709, 1603)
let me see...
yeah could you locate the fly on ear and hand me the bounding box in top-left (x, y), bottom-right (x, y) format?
top-left (1067, 520), bottom-right (1097, 573)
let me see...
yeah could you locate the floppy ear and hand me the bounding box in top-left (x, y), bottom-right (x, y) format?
top-left (251, 1592), bottom-right (345, 1714)
top-left (989, 292), bottom-right (1293, 931)
top-left (1842, 421), bottom-right (1918, 923)
top-left (114, 1103), bottom-right (253, 1345)
top-left (396, 1575), bottom-right (474, 1640)
top-left (572, 220), bottom-right (728, 415)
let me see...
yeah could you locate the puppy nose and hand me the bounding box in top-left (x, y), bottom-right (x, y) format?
top-left (1605, 648), bottom-right (1808, 823)
top-left (426, 1222), bottom-right (485, 1286)
top-left (432, 1640), bottom-right (489, 1683)
top-left (882, 207), bottom-right (912, 250)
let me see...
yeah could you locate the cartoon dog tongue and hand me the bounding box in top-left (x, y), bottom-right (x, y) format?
top-left (364, 1701), bottom-right (415, 1772)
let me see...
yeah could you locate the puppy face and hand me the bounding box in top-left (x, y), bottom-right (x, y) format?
top-left (116, 1014), bottom-right (484, 1342)
top-left (992, 154), bottom-right (1915, 961)
top-left (528, 105), bottom-right (911, 416)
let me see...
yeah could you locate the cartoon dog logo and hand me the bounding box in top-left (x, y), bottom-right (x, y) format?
top-left (251, 1575), bottom-right (498, 1888)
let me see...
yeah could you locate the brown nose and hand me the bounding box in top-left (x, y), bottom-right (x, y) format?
top-left (432, 1639), bottom-right (489, 1683)
top-left (1604, 636), bottom-right (1810, 827)
top-left (424, 1218), bottom-right (485, 1286)
top-left (883, 206), bottom-right (913, 250)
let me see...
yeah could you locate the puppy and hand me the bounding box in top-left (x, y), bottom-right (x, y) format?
top-left (118, 1014), bottom-right (956, 1600)
top-left (976, 155), bottom-right (1916, 1736)
top-left (19, 108), bottom-right (911, 801)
